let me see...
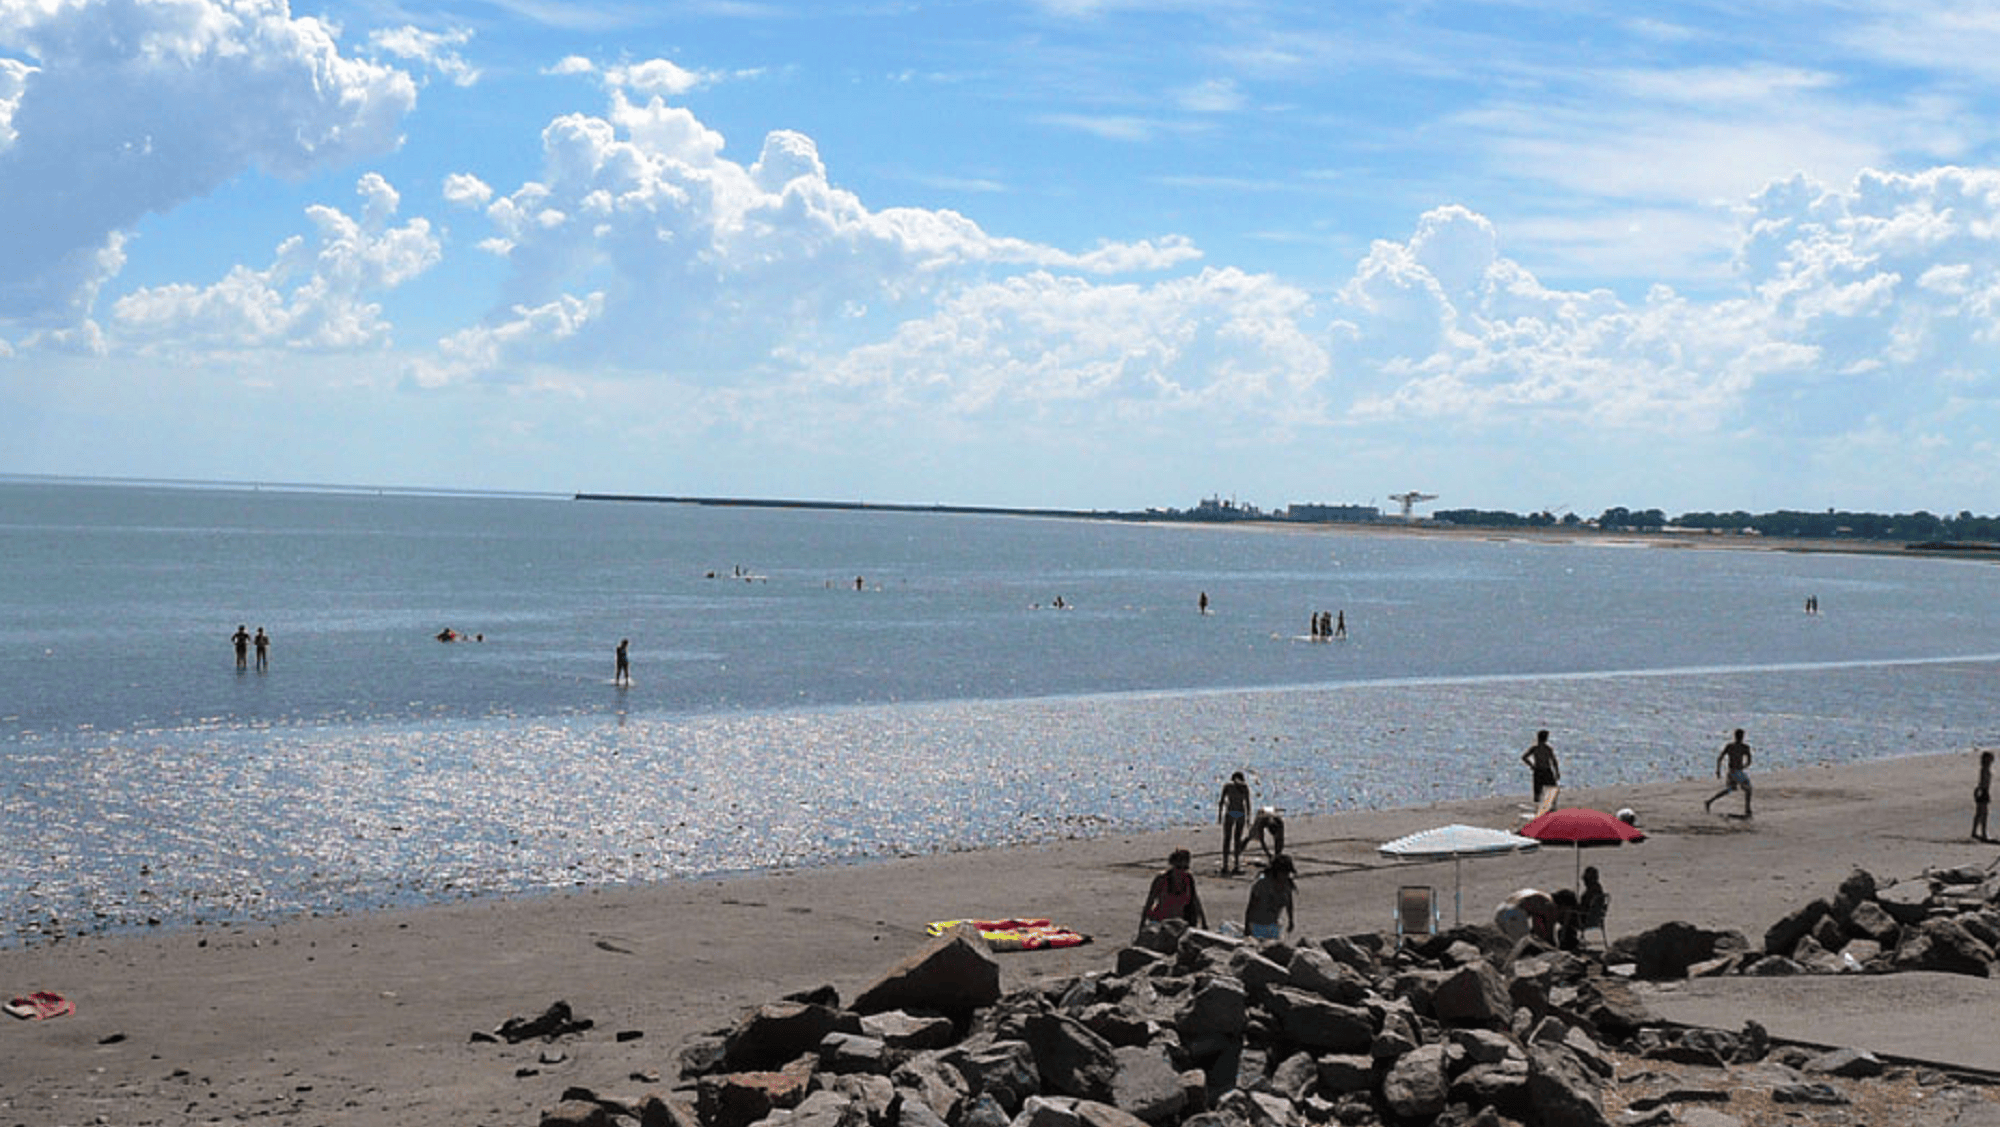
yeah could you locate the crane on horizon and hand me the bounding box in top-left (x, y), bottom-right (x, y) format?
top-left (1389, 491), bottom-right (1437, 519)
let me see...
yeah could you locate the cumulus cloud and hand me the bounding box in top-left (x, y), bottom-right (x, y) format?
top-left (0, 0), bottom-right (415, 330)
top-left (368, 25), bottom-right (480, 87)
top-left (111, 173), bottom-right (441, 351)
top-left (433, 89), bottom-right (1202, 386)
top-left (1329, 168), bottom-right (2000, 452)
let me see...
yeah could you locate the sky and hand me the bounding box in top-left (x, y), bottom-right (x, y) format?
top-left (7, 1), bottom-right (2000, 516)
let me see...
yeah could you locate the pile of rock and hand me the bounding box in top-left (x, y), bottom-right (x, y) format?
top-left (1616, 865), bottom-right (2000, 979)
top-left (542, 918), bottom-right (1676, 1127)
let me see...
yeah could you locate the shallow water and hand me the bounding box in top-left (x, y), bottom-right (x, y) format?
top-left (5, 480), bottom-right (2000, 942)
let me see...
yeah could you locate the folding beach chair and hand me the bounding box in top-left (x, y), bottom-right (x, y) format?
top-left (1580, 890), bottom-right (1610, 948)
top-left (1395, 885), bottom-right (1439, 944)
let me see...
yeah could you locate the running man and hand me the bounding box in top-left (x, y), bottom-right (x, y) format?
top-left (1705, 728), bottom-right (1754, 817)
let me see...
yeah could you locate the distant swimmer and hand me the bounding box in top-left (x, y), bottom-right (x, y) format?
top-left (1522, 730), bottom-right (1561, 807)
top-left (1199, 591), bottom-right (1209, 615)
top-left (1334, 610), bottom-right (1346, 639)
top-left (1053, 595), bottom-right (1067, 609)
top-left (1704, 728), bottom-right (1753, 817)
top-left (614, 638), bottom-right (631, 686)
top-left (231, 624), bottom-right (250, 669)
top-left (253, 627), bottom-right (269, 671)
top-left (855, 576), bottom-right (865, 591)
top-left (436, 627), bottom-right (459, 643)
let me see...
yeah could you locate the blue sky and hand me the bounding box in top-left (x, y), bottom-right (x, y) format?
top-left (7, 0), bottom-right (2000, 515)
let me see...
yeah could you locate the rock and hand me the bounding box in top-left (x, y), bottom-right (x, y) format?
top-left (819, 1032), bottom-right (889, 1075)
top-left (696, 1057), bottom-right (815, 1127)
top-left (1314, 1054), bottom-right (1373, 1094)
top-left (1108, 1045), bottom-right (1185, 1122)
top-left (1173, 976), bottom-right (1248, 1038)
top-left (1022, 1014), bottom-right (1118, 1102)
top-left (1773, 1081), bottom-right (1849, 1105)
top-left (1806, 912), bottom-right (1847, 954)
top-left (1262, 1051), bottom-right (1317, 1100)
top-left (1527, 1043), bottom-right (1612, 1127)
top-left (855, 929), bottom-right (1003, 1016)
top-left (1803, 1047), bottom-right (1885, 1078)
top-left (500, 1000), bottom-right (595, 1043)
top-left (1845, 900), bottom-right (1900, 946)
top-left (962, 1093), bottom-right (1012, 1127)
top-left (1833, 868), bottom-right (1878, 916)
top-left (1893, 917), bottom-right (1997, 976)
top-left (1567, 978), bottom-right (1655, 1040)
top-left (1227, 950), bottom-right (1292, 1000)
top-left (949, 1041), bottom-right (1042, 1114)
top-left (1876, 880), bottom-right (1933, 925)
top-left (895, 1090), bottom-right (951, 1127)
top-left (541, 1100), bottom-right (612, 1127)
top-left (1762, 899), bottom-right (1829, 957)
top-left (861, 1010), bottom-right (958, 1051)
top-left (1427, 961), bottom-right (1512, 1026)
top-left (726, 1002), bottom-right (849, 1071)
top-left (1381, 1043), bottom-right (1449, 1120)
top-left (1261, 986), bottom-right (1375, 1052)
top-left (1740, 955), bottom-right (1804, 976)
top-left (1633, 922), bottom-right (1742, 980)
top-left (1014, 1094), bottom-right (1083, 1127)
top-left (892, 1053), bottom-right (968, 1122)
top-left (1282, 947), bottom-right (1367, 1005)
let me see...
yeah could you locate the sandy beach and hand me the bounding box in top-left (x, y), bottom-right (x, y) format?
top-left (2, 748), bottom-right (1995, 1125)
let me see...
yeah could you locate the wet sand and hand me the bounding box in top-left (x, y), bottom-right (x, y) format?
top-left (0, 749), bottom-right (1992, 1125)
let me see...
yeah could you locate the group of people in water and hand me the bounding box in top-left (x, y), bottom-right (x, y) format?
top-left (1308, 610), bottom-right (1346, 640)
top-left (228, 624), bottom-right (270, 671)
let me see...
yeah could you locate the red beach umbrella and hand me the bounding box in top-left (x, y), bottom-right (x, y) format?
top-left (1519, 807), bottom-right (1646, 885)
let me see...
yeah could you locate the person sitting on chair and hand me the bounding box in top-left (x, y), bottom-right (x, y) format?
top-left (1579, 866), bottom-right (1610, 944)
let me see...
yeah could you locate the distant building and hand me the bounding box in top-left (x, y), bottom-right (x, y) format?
top-left (1284, 503), bottom-right (1381, 524)
top-left (1190, 496), bottom-right (1263, 521)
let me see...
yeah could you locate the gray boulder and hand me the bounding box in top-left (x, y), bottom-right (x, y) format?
top-left (1022, 1014), bottom-right (1118, 1103)
top-left (1107, 1045), bottom-right (1185, 1122)
top-left (854, 928), bottom-right (1002, 1016)
top-left (1262, 986), bottom-right (1375, 1053)
top-left (1381, 1042), bottom-right (1449, 1120)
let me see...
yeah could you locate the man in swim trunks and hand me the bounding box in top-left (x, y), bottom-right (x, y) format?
top-left (614, 638), bottom-right (631, 686)
top-left (253, 627), bottom-right (269, 671)
top-left (1243, 853), bottom-right (1296, 939)
top-left (1705, 728), bottom-right (1753, 817)
top-left (1522, 730), bottom-right (1560, 807)
top-left (1217, 771), bottom-right (1251, 873)
top-left (231, 624), bottom-right (250, 669)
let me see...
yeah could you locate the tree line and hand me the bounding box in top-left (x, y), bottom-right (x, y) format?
top-left (1432, 506), bottom-right (2000, 544)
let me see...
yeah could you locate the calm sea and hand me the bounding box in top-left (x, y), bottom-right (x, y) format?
top-left (4, 479), bottom-right (2000, 942)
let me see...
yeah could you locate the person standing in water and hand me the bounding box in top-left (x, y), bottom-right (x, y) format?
top-left (1217, 771), bottom-right (1252, 873)
top-left (1705, 728), bottom-right (1754, 817)
top-left (253, 627), bottom-right (269, 671)
top-left (1199, 591), bottom-right (1209, 615)
top-left (231, 624), bottom-right (251, 670)
top-left (614, 638), bottom-right (631, 686)
top-left (1522, 730), bottom-right (1561, 807)
top-left (1334, 610), bottom-right (1346, 639)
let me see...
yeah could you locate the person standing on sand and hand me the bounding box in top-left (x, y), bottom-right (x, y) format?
top-left (1974, 751), bottom-right (1993, 842)
top-left (1217, 771), bottom-right (1252, 873)
top-left (614, 638), bottom-right (631, 686)
top-left (1522, 730), bottom-right (1560, 806)
top-left (1243, 853), bottom-right (1296, 939)
top-left (231, 624), bottom-right (250, 670)
top-left (253, 627), bottom-right (269, 671)
top-left (1245, 806), bottom-right (1285, 860)
top-left (1705, 728), bottom-right (1754, 817)
top-left (1140, 847), bottom-right (1206, 928)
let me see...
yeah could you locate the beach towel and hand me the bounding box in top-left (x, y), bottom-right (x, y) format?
top-left (5, 991), bottom-right (74, 1020)
top-left (923, 918), bottom-right (1091, 952)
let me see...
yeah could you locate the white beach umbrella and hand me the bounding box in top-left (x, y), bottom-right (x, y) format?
top-left (1378, 823), bottom-right (1543, 926)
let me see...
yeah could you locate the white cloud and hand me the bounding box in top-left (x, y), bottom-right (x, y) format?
top-left (0, 0), bottom-right (416, 331)
top-left (111, 173), bottom-right (441, 351)
top-left (1331, 169), bottom-right (2000, 452)
top-left (605, 58), bottom-right (711, 96)
top-left (368, 25), bottom-right (480, 88)
top-left (1176, 77), bottom-right (1245, 113)
top-left (442, 171), bottom-right (493, 206)
top-left (433, 90), bottom-right (1201, 386)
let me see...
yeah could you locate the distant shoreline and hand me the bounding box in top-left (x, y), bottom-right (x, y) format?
top-left (577, 490), bottom-right (2000, 561)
